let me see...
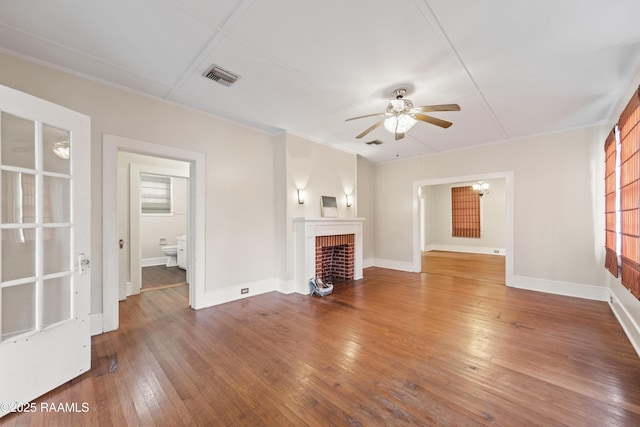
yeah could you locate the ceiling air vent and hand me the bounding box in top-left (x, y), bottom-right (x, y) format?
top-left (203, 64), bottom-right (240, 87)
top-left (366, 140), bottom-right (383, 145)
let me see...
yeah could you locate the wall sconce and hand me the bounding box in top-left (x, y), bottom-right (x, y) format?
top-left (297, 189), bottom-right (305, 204)
top-left (473, 181), bottom-right (490, 197)
top-left (346, 194), bottom-right (353, 207)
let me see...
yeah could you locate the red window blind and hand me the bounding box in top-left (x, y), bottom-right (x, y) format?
top-left (619, 88), bottom-right (640, 299)
top-left (604, 129), bottom-right (618, 277)
top-left (451, 186), bottom-right (480, 238)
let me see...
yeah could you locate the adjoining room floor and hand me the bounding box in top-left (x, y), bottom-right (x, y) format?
top-left (141, 265), bottom-right (187, 291)
top-left (422, 250), bottom-right (506, 284)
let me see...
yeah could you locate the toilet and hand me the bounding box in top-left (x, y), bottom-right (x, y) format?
top-left (161, 245), bottom-right (178, 267)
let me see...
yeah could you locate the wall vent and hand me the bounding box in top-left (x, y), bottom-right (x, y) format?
top-left (203, 64), bottom-right (240, 87)
top-left (366, 140), bottom-right (383, 145)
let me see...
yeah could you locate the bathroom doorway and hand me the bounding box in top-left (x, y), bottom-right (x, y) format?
top-left (103, 133), bottom-right (205, 334)
top-left (118, 152), bottom-right (191, 297)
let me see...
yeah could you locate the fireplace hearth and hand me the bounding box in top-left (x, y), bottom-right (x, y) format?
top-left (293, 218), bottom-right (364, 294)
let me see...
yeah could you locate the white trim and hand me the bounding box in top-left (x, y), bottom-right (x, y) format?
top-left (511, 275), bottom-right (610, 301)
top-left (373, 258), bottom-right (415, 272)
top-left (102, 134), bottom-right (206, 332)
top-left (609, 290), bottom-right (640, 358)
top-left (141, 257), bottom-right (167, 267)
top-left (363, 257), bottom-right (375, 268)
top-left (90, 314), bottom-right (103, 336)
top-left (425, 245), bottom-right (506, 255)
top-left (198, 278), bottom-right (278, 307)
top-left (276, 279), bottom-right (294, 294)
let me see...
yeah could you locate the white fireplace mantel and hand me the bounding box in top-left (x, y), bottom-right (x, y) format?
top-left (292, 217), bottom-right (365, 294)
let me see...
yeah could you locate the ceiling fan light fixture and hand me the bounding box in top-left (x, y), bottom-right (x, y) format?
top-left (346, 87), bottom-right (459, 140)
top-left (51, 139), bottom-right (70, 160)
top-left (384, 114), bottom-right (416, 134)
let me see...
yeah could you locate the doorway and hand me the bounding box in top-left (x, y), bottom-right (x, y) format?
top-left (412, 172), bottom-right (514, 286)
top-left (102, 134), bottom-right (206, 333)
top-left (122, 154), bottom-right (190, 296)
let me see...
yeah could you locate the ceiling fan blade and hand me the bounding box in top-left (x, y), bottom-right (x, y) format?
top-left (346, 112), bottom-right (386, 122)
top-left (414, 113), bottom-right (453, 129)
top-left (356, 119), bottom-right (385, 139)
top-left (395, 132), bottom-right (404, 141)
top-left (414, 104), bottom-right (461, 112)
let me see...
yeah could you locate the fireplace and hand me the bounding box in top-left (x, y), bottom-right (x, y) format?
top-left (293, 218), bottom-right (364, 294)
top-left (316, 234), bottom-right (354, 281)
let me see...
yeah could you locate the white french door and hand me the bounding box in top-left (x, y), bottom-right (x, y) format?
top-left (0, 85), bottom-right (91, 417)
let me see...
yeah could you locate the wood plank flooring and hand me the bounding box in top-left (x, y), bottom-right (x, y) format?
top-left (141, 266), bottom-right (187, 291)
top-left (3, 260), bottom-right (640, 426)
top-left (422, 250), bottom-right (506, 284)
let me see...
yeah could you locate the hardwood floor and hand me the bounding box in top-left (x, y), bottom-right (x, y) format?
top-left (3, 264), bottom-right (640, 426)
top-left (422, 250), bottom-right (506, 284)
top-left (141, 265), bottom-right (187, 291)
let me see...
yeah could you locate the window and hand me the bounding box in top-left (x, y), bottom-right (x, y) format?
top-left (618, 88), bottom-right (640, 298)
top-left (605, 86), bottom-right (640, 300)
top-left (604, 129), bottom-right (618, 277)
top-left (140, 174), bottom-right (172, 214)
top-left (451, 186), bottom-right (480, 238)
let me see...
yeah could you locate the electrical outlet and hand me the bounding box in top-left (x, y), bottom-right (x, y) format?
top-left (610, 296), bottom-right (613, 304)
top-left (241, 288), bottom-right (249, 294)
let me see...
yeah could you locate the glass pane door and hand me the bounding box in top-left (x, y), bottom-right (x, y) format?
top-left (0, 112), bottom-right (73, 341)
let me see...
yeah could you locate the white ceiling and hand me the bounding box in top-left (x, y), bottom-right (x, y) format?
top-left (1, 0), bottom-right (639, 163)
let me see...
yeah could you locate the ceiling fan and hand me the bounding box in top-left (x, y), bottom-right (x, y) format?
top-left (346, 88), bottom-right (460, 141)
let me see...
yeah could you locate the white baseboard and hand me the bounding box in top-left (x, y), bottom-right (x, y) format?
top-left (277, 279), bottom-right (297, 294)
top-left (425, 245), bottom-right (506, 255)
top-left (90, 314), bottom-right (103, 336)
top-left (141, 257), bottom-right (167, 267)
top-left (372, 258), bottom-right (416, 272)
top-left (510, 275), bottom-right (609, 301)
top-left (197, 278), bottom-right (279, 308)
top-left (363, 257), bottom-right (375, 268)
top-left (609, 285), bottom-right (640, 358)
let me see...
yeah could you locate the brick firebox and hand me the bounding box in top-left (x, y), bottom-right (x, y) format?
top-left (292, 217), bottom-right (364, 294)
top-left (315, 234), bottom-right (354, 281)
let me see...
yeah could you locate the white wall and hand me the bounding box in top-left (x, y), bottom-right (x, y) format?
top-left (279, 132), bottom-right (358, 290)
top-left (139, 176), bottom-right (188, 260)
top-left (286, 133), bottom-right (357, 221)
top-left (0, 52), bottom-right (277, 316)
top-left (424, 178), bottom-right (506, 254)
top-left (374, 125), bottom-right (607, 294)
top-left (357, 159), bottom-right (375, 265)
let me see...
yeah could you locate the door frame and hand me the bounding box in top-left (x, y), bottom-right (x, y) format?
top-left (102, 134), bottom-right (205, 333)
top-left (412, 171), bottom-right (515, 286)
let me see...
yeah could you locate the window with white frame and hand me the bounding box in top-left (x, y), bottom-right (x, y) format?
top-left (140, 173), bottom-right (172, 214)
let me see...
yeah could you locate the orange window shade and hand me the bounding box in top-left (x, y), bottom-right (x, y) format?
top-left (619, 87), bottom-right (640, 299)
top-left (451, 186), bottom-right (480, 238)
top-left (604, 129), bottom-right (618, 277)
